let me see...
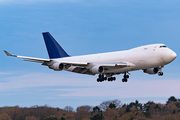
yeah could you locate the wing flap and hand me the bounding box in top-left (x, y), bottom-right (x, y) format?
top-left (62, 62), bottom-right (135, 75)
top-left (72, 67), bottom-right (93, 75)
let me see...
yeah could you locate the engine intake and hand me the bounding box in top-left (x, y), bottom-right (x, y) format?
top-left (49, 63), bottom-right (64, 71)
top-left (90, 66), bottom-right (104, 74)
top-left (143, 68), bottom-right (159, 74)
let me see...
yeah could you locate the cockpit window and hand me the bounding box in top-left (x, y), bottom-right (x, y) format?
top-left (160, 45), bottom-right (167, 48)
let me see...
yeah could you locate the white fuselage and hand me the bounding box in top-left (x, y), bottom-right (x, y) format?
top-left (53, 44), bottom-right (176, 74)
top-left (5, 32), bottom-right (177, 81)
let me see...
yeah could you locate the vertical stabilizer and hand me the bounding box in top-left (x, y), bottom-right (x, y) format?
top-left (42, 32), bottom-right (70, 59)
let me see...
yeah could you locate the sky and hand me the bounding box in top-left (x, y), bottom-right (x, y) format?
top-left (0, 0), bottom-right (180, 109)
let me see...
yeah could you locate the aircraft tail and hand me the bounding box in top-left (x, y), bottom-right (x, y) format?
top-left (42, 32), bottom-right (70, 59)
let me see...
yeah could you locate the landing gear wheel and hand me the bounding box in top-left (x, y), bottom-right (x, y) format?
top-left (107, 77), bottom-right (116, 82)
top-left (98, 74), bottom-right (116, 82)
top-left (97, 74), bottom-right (105, 82)
top-left (122, 78), bottom-right (127, 82)
top-left (108, 77), bottom-right (113, 81)
top-left (126, 75), bottom-right (129, 78)
top-left (158, 72), bottom-right (163, 76)
top-left (122, 72), bottom-right (129, 82)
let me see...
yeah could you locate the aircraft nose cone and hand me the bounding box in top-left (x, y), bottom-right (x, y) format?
top-left (171, 52), bottom-right (177, 60)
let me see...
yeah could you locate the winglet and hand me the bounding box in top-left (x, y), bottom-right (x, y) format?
top-left (4, 50), bottom-right (17, 57)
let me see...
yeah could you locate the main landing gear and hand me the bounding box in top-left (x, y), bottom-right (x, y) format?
top-left (97, 74), bottom-right (116, 82)
top-left (97, 74), bottom-right (106, 82)
top-left (97, 73), bottom-right (130, 82)
top-left (122, 72), bottom-right (129, 82)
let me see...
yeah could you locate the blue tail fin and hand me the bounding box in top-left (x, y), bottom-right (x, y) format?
top-left (42, 32), bottom-right (70, 59)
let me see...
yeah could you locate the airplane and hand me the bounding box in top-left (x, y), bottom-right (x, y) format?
top-left (4, 32), bottom-right (177, 82)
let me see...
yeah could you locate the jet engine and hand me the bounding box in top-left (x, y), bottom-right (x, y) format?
top-left (49, 63), bottom-right (64, 71)
top-left (143, 68), bottom-right (159, 74)
top-left (90, 66), bottom-right (104, 74)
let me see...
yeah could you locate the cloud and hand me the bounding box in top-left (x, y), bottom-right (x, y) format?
top-left (0, 72), bottom-right (97, 90)
top-left (0, 0), bottom-right (80, 4)
top-left (58, 79), bottom-right (180, 98)
top-left (0, 72), bottom-right (179, 108)
top-left (0, 72), bottom-right (11, 75)
top-left (1, 72), bottom-right (180, 100)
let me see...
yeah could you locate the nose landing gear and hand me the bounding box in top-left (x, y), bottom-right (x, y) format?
top-left (158, 66), bottom-right (164, 76)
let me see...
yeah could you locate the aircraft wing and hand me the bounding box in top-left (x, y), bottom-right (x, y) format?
top-left (4, 50), bottom-right (135, 75)
top-left (60, 61), bottom-right (134, 67)
top-left (62, 61), bottom-right (131, 67)
top-left (58, 61), bottom-right (135, 75)
top-left (4, 50), bottom-right (50, 63)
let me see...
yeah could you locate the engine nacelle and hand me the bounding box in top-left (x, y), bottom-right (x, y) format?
top-left (90, 66), bottom-right (104, 74)
top-left (143, 68), bottom-right (159, 74)
top-left (49, 63), bottom-right (64, 71)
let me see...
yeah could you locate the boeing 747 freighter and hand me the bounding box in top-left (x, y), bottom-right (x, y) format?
top-left (4, 32), bottom-right (177, 82)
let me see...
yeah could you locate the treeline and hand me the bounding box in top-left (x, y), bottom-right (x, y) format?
top-left (0, 96), bottom-right (180, 120)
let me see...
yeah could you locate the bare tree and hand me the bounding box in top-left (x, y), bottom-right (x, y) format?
top-left (99, 99), bottom-right (122, 111)
top-left (64, 106), bottom-right (74, 112)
